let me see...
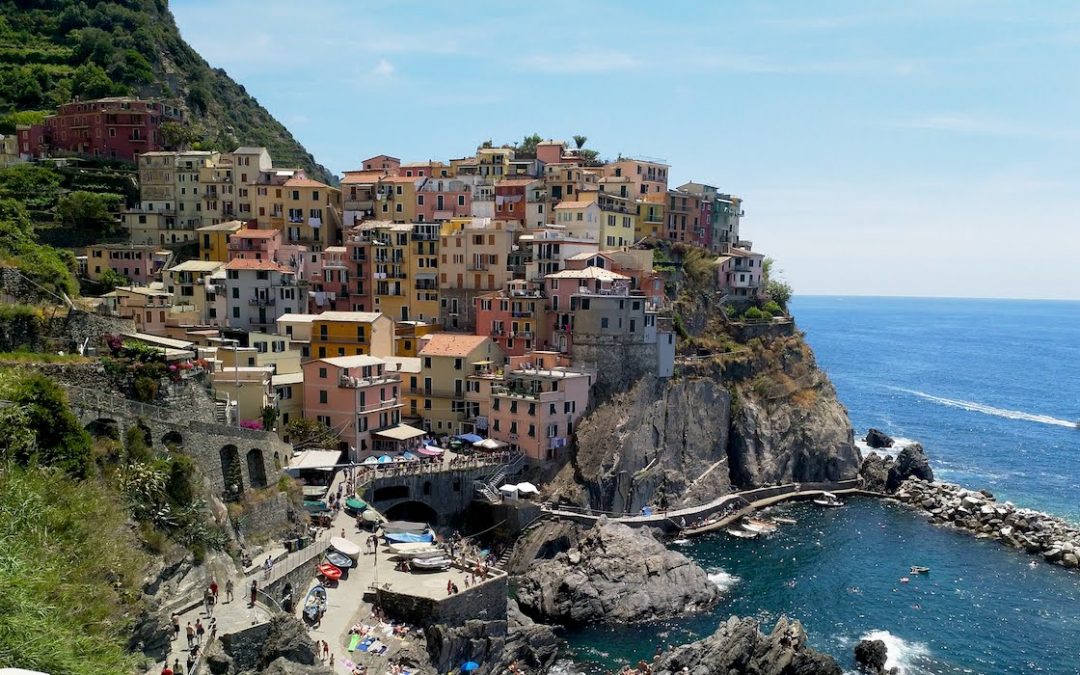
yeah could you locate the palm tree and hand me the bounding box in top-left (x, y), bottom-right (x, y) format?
top-left (572, 135), bottom-right (588, 149)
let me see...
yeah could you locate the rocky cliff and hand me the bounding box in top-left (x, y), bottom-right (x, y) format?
top-left (653, 615), bottom-right (842, 675)
top-left (513, 519), bottom-right (720, 625)
top-left (551, 330), bottom-right (860, 513)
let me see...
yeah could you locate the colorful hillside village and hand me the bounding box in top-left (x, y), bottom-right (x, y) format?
top-left (66, 113), bottom-right (768, 465)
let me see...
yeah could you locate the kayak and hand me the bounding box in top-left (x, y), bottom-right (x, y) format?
top-left (317, 562), bottom-right (342, 581)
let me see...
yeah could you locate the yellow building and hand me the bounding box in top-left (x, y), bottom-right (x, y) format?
top-left (196, 220), bottom-right (243, 262)
top-left (595, 181), bottom-right (638, 250)
top-left (375, 175), bottom-right (422, 223)
top-left (367, 221), bottom-right (441, 323)
top-left (309, 311), bottom-right (395, 360)
top-left (163, 260), bottom-right (224, 325)
top-left (394, 321), bottom-right (438, 357)
top-left (476, 147), bottom-right (513, 181)
top-left (635, 200), bottom-right (666, 240)
top-left (417, 333), bottom-right (505, 435)
top-left (256, 177), bottom-right (343, 249)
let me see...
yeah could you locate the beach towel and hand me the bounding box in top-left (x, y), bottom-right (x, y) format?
top-left (348, 634), bottom-right (362, 651)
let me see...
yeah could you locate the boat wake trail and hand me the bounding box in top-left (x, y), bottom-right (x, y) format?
top-left (895, 388), bottom-right (1075, 428)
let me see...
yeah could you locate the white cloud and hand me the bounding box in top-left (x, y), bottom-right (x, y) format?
top-left (519, 51), bottom-right (639, 74)
top-left (889, 114), bottom-right (1080, 142)
top-left (372, 59), bottom-right (395, 78)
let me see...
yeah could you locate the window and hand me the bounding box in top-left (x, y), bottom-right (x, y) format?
top-left (454, 358), bottom-right (463, 370)
top-left (319, 390), bottom-right (327, 404)
top-left (601, 317), bottom-right (609, 329)
top-left (318, 367), bottom-right (327, 379)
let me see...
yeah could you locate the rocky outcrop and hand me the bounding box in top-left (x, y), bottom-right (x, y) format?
top-left (554, 332), bottom-right (861, 514)
top-left (515, 519), bottom-right (719, 624)
top-left (853, 639), bottom-right (894, 674)
top-left (894, 478), bottom-right (1080, 569)
top-left (213, 616), bottom-right (329, 675)
top-left (652, 615), bottom-right (841, 675)
top-left (423, 601), bottom-right (559, 675)
top-left (858, 444), bottom-right (934, 493)
top-left (864, 429), bottom-right (894, 449)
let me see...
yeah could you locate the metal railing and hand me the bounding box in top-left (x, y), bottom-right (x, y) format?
top-left (261, 530), bottom-right (333, 586)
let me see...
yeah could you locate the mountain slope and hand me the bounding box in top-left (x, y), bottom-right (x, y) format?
top-left (0, 0), bottom-right (332, 182)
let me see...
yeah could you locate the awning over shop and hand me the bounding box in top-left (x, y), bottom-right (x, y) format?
top-left (375, 424), bottom-right (427, 441)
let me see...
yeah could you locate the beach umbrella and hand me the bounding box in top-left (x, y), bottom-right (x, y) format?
top-left (461, 662), bottom-right (480, 672)
top-left (378, 455), bottom-right (393, 464)
top-left (362, 456), bottom-right (379, 465)
top-left (457, 433), bottom-right (483, 444)
top-left (472, 438), bottom-right (506, 450)
top-left (402, 451), bottom-right (418, 461)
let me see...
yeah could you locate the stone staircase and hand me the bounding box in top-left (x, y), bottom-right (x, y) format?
top-left (473, 453), bottom-right (526, 504)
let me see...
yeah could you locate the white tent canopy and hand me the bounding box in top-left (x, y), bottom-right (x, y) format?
top-left (516, 482), bottom-right (539, 494)
top-left (473, 437), bottom-right (508, 450)
top-left (499, 483), bottom-right (519, 499)
top-left (287, 450), bottom-right (342, 473)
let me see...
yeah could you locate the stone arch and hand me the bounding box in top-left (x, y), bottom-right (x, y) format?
top-left (162, 430), bottom-right (183, 450)
top-left (247, 448), bottom-right (268, 489)
top-left (85, 418), bottom-right (120, 439)
top-left (373, 485), bottom-right (409, 501)
top-left (384, 500), bottom-right (439, 525)
top-left (220, 444), bottom-right (244, 498)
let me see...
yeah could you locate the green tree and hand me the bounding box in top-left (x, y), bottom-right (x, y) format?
top-left (516, 133), bottom-right (543, 158)
top-left (98, 268), bottom-right (128, 292)
top-left (285, 417), bottom-right (338, 450)
top-left (572, 135), bottom-right (588, 149)
top-left (261, 405), bottom-right (279, 432)
top-left (0, 163), bottom-right (62, 215)
top-left (70, 63), bottom-right (120, 98)
top-left (0, 370), bottom-right (92, 478)
top-left (0, 198), bottom-right (79, 298)
top-left (766, 280), bottom-right (793, 310)
top-left (56, 190), bottom-right (123, 233)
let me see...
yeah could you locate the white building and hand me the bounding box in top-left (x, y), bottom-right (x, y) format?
top-left (223, 258), bottom-right (305, 331)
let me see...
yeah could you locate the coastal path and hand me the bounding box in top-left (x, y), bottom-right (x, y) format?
top-left (539, 479), bottom-right (862, 535)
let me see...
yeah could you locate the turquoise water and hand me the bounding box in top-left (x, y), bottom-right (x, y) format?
top-left (562, 298), bottom-right (1080, 674)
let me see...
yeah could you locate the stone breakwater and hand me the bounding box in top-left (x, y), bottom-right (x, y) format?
top-left (892, 478), bottom-right (1080, 569)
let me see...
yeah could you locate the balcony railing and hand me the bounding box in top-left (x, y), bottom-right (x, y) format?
top-left (248, 297), bottom-right (276, 306)
top-left (339, 374), bottom-right (399, 389)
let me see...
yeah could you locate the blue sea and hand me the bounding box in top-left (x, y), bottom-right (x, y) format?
top-left (561, 297), bottom-right (1080, 675)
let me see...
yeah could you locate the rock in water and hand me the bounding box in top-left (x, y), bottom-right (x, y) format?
top-left (886, 444), bottom-right (934, 492)
top-left (515, 521), bottom-right (720, 624)
top-left (864, 428), bottom-right (894, 449)
top-left (853, 638), bottom-right (892, 674)
top-left (654, 615), bottom-right (842, 675)
top-left (858, 452), bottom-right (891, 492)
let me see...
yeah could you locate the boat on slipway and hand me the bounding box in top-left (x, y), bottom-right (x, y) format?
top-left (812, 492), bottom-right (845, 508)
top-left (411, 556), bottom-right (453, 571)
top-left (302, 584), bottom-right (326, 623)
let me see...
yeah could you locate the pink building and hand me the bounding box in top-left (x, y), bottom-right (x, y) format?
top-left (488, 351), bottom-right (593, 462)
top-left (302, 355), bottom-right (404, 460)
top-left (307, 246), bottom-right (351, 312)
top-left (715, 247), bottom-right (766, 298)
top-left (228, 228), bottom-right (282, 262)
top-left (415, 178), bottom-right (472, 222)
top-left (344, 228), bottom-right (373, 312)
top-left (475, 281), bottom-right (547, 356)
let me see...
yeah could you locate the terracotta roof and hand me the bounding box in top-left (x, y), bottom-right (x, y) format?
top-left (340, 170), bottom-right (387, 184)
top-left (313, 311), bottom-right (384, 323)
top-left (419, 333), bottom-right (490, 357)
top-left (496, 178), bottom-right (541, 187)
top-left (224, 259), bottom-right (293, 273)
top-left (283, 177), bottom-right (330, 188)
top-left (232, 228), bottom-right (278, 239)
top-left (553, 200), bottom-right (594, 209)
top-left (197, 220), bottom-right (245, 232)
top-left (380, 175), bottom-right (423, 184)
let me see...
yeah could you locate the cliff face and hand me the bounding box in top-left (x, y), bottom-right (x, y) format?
top-left (552, 329), bottom-right (860, 512)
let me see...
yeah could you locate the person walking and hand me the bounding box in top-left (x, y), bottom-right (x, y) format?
top-left (203, 587), bottom-right (213, 616)
top-left (160, 661), bottom-right (173, 675)
top-left (225, 578), bottom-right (234, 603)
top-left (322, 640), bottom-right (330, 661)
top-left (210, 578), bottom-right (219, 602)
top-left (171, 613), bottom-right (180, 641)
top-left (185, 622), bottom-right (194, 648)
top-left (250, 579), bottom-right (258, 607)
top-left (173, 658), bottom-right (184, 675)
top-left (195, 619), bottom-right (205, 646)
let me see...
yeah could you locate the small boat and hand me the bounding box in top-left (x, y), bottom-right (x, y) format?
top-left (726, 527), bottom-right (758, 539)
top-left (742, 517), bottom-right (778, 533)
top-left (909, 566), bottom-right (930, 575)
top-left (344, 497), bottom-right (367, 512)
top-left (302, 584), bottom-right (326, 622)
top-left (773, 517), bottom-right (797, 525)
top-left (671, 538), bottom-right (691, 545)
top-left (384, 531), bottom-right (435, 544)
top-left (386, 541), bottom-right (444, 556)
top-left (411, 556), bottom-right (452, 571)
top-left (330, 536), bottom-right (362, 560)
top-left (382, 520), bottom-right (430, 534)
top-left (813, 492), bottom-right (844, 507)
top-left (317, 562), bottom-right (342, 582)
top-left (325, 551), bottom-right (355, 569)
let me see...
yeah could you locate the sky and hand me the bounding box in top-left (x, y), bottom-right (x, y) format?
top-left (171, 0), bottom-right (1080, 300)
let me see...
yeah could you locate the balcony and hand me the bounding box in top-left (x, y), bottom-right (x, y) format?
top-left (510, 310), bottom-right (533, 318)
top-left (248, 297), bottom-right (276, 306)
top-left (339, 374), bottom-right (399, 389)
top-left (492, 385), bottom-right (541, 401)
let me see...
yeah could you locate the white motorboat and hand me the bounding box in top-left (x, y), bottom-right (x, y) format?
top-left (411, 556), bottom-right (453, 571)
top-left (812, 492), bottom-right (844, 507)
top-left (386, 542), bottom-right (444, 559)
top-left (742, 517), bottom-right (778, 533)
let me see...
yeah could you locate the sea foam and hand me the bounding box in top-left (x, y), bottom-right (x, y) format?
top-left (707, 569), bottom-right (740, 592)
top-left (860, 629), bottom-right (931, 674)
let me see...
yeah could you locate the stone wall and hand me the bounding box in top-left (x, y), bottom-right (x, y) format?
top-left (727, 319), bottom-right (795, 343)
top-left (572, 338), bottom-right (659, 401)
top-left (264, 555), bottom-right (322, 613)
top-left (236, 492), bottom-right (294, 542)
top-left (363, 465), bottom-right (497, 525)
top-left (376, 570), bottom-right (508, 627)
top-left (53, 309), bottom-right (135, 352)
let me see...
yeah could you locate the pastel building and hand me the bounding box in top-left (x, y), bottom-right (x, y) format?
top-left (417, 333), bottom-right (505, 435)
top-left (520, 230), bottom-right (599, 283)
top-left (552, 200), bottom-right (601, 242)
top-left (341, 169), bottom-right (390, 226)
top-left (197, 220), bottom-right (243, 262)
top-left (415, 178), bottom-right (472, 222)
top-left (488, 352), bottom-right (593, 462)
top-left (307, 246), bottom-right (351, 312)
top-left (86, 244), bottom-right (170, 284)
top-left (310, 311), bottom-right (395, 360)
top-left (494, 178), bottom-right (542, 224)
top-left (343, 227), bottom-right (373, 312)
top-left (163, 260), bottom-right (225, 326)
top-left (437, 218), bottom-right (515, 330)
top-left (715, 247), bottom-right (765, 298)
top-left (603, 158), bottom-right (669, 197)
top-left (302, 355), bottom-right (404, 460)
top-left (222, 259), bottom-right (304, 331)
top-left (100, 286), bottom-right (173, 334)
top-left (475, 281), bottom-right (547, 356)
